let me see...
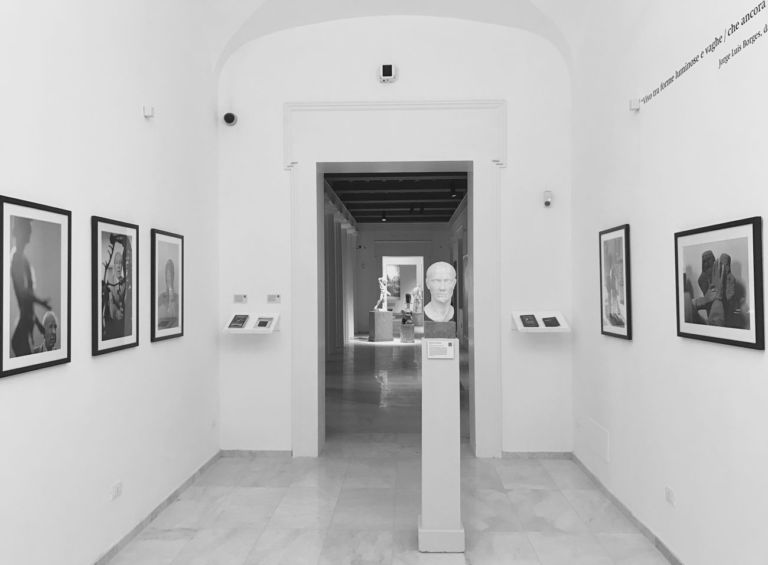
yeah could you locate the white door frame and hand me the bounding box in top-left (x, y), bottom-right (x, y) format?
top-left (286, 100), bottom-right (505, 458)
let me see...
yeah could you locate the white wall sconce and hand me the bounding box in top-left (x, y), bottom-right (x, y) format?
top-left (543, 190), bottom-right (553, 208)
top-left (143, 105), bottom-right (155, 119)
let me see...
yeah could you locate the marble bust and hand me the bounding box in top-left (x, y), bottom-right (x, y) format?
top-left (423, 261), bottom-right (457, 322)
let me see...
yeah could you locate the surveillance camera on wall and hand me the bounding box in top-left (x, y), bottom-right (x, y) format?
top-left (543, 190), bottom-right (553, 208)
top-left (378, 64), bottom-right (397, 84)
top-left (223, 112), bottom-right (238, 126)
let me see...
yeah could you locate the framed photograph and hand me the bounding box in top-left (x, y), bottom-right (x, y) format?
top-left (675, 217), bottom-right (764, 349)
top-left (385, 264), bottom-right (401, 298)
top-left (1, 196), bottom-right (71, 377)
top-left (151, 229), bottom-right (183, 342)
top-left (92, 217), bottom-right (139, 355)
top-left (599, 224), bottom-right (632, 339)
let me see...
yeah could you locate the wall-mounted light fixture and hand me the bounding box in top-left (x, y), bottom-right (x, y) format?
top-left (381, 211), bottom-right (388, 222)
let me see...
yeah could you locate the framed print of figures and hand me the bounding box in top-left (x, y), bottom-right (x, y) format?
top-left (151, 229), bottom-right (183, 342)
top-left (92, 217), bottom-right (139, 355)
top-left (1, 197), bottom-right (71, 377)
top-left (599, 224), bottom-right (632, 339)
top-left (675, 217), bottom-right (764, 350)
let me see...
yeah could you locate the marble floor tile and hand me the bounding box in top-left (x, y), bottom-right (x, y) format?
top-left (539, 460), bottom-right (597, 490)
top-left (318, 529), bottom-right (394, 565)
top-left (243, 526), bottom-right (326, 565)
top-left (395, 458), bottom-right (422, 490)
top-left (344, 457), bottom-right (399, 488)
top-left (330, 488), bottom-right (396, 530)
top-left (461, 488), bottom-right (521, 532)
top-left (392, 530), bottom-right (468, 565)
top-left (240, 458), bottom-right (303, 488)
top-left (460, 458), bottom-right (504, 490)
top-left (210, 487), bottom-right (286, 528)
top-left (394, 488), bottom-right (420, 531)
top-left (494, 459), bottom-right (557, 490)
top-left (597, 533), bottom-right (671, 565)
top-left (108, 528), bottom-right (195, 565)
top-left (465, 531), bottom-right (541, 565)
top-left (290, 458), bottom-right (348, 490)
top-left (149, 486), bottom-right (231, 530)
top-left (268, 486), bottom-right (339, 529)
top-left (527, 532), bottom-right (613, 565)
top-left (169, 527), bottom-right (261, 565)
top-left (193, 457), bottom-right (251, 487)
top-left (505, 489), bottom-right (589, 534)
top-left (561, 489), bottom-right (640, 534)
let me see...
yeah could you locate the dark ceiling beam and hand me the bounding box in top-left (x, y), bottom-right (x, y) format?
top-left (348, 207), bottom-right (456, 213)
top-left (343, 201), bottom-right (458, 207)
top-left (325, 173), bottom-right (467, 182)
top-left (339, 195), bottom-right (462, 203)
top-left (331, 186), bottom-right (466, 194)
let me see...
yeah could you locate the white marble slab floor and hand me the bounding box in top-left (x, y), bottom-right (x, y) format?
top-left (105, 338), bottom-right (671, 565)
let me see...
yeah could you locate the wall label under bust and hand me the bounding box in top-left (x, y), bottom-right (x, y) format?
top-left (636, 1), bottom-right (767, 107)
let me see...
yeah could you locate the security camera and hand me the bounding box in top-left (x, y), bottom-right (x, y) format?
top-left (223, 112), bottom-right (237, 126)
top-left (378, 64), bottom-right (397, 84)
top-left (543, 190), bottom-right (553, 208)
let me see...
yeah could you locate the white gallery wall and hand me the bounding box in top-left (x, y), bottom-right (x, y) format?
top-left (217, 16), bottom-right (573, 454)
top-left (570, 1), bottom-right (768, 564)
top-left (0, 3), bottom-right (219, 565)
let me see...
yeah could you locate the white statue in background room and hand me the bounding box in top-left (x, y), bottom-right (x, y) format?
top-left (412, 285), bottom-right (423, 313)
top-left (423, 261), bottom-right (457, 322)
top-left (373, 275), bottom-right (390, 311)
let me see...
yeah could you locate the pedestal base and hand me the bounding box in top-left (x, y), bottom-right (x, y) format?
top-left (368, 310), bottom-right (393, 342)
top-left (418, 516), bottom-right (466, 553)
top-left (420, 338), bottom-right (463, 553)
top-left (400, 324), bottom-right (415, 343)
top-left (424, 320), bottom-right (456, 338)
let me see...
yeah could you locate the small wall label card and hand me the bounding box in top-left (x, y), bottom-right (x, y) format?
top-left (427, 339), bottom-right (455, 359)
top-left (520, 314), bottom-right (539, 327)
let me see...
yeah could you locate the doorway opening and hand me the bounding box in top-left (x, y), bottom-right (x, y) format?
top-left (320, 163), bottom-right (472, 448)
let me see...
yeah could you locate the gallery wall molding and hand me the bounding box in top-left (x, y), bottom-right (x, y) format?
top-left (283, 99), bottom-right (508, 169)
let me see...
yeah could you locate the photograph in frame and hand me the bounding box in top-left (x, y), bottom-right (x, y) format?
top-left (92, 216), bottom-right (139, 355)
top-left (1, 196), bottom-right (71, 377)
top-left (599, 224), bottom-right (632, 339)
top-left (151, 229), bottom-right (183, 342)
top-left (675, 217), bottom-right (764, 349)
top-left (385, 264), bottom-right (401, 298)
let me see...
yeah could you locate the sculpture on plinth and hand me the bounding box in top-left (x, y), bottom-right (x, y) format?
top-left (412, 286), bottom-right (423, 314)
top-left (423, 261), bottom-right (457, 338)
top-left (373, 275), bottom-right (390, 311)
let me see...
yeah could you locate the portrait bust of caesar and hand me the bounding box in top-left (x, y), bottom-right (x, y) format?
top-left (423, 261), bottom-right (457, 323)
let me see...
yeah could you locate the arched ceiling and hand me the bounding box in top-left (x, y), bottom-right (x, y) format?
top-left (208, 0), bottom-right (598, 74)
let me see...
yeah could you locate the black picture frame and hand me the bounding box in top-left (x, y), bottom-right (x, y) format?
top-left (151, 229), bottom-right (184, 342)
top-left (599, 224), bottom-right (632, 340)
top-left (675, 217), bottom-right (764, 350)
top-left (1, 196), bottom-right (71, 377)
top-left (92, 216), bottom-right (139, 356)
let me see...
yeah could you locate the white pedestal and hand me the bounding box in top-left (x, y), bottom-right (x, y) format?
top-left (419, 338), bottom-right (465, 553)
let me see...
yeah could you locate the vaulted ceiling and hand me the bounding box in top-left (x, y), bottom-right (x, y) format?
top-left (211, 0), bottom-right (598, 73)
top-left (325, 172), bottom-right (467, 223)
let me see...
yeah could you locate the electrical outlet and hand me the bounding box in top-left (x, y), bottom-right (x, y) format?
top-left (234, 294), bottom-right (247, 304)
top-left (267, 294), bottom-right (281, 304)
top-left (665, 486), bottom-right (675, 507)
top-left (111, 481), bottom-right (123, 501)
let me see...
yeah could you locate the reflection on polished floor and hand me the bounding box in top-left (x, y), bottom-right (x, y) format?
top-left (105, 338), bottom-right (671, 565)
top-left (325, 335), bottom-right (469, 437)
